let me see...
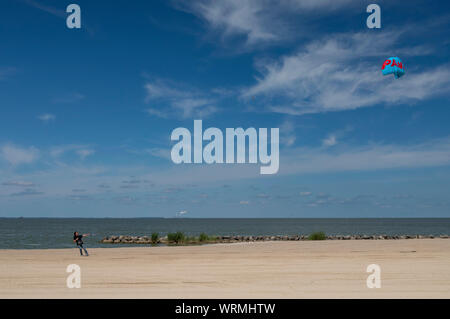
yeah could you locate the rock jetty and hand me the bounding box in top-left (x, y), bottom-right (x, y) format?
top-left (100, 234), bottom-right (449, 245)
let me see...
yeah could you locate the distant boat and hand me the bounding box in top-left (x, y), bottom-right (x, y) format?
top-left (175, 211), bottom-right (188, 218)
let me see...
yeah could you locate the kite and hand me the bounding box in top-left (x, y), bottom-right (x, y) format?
top-left (382, 57), bottom-right (405, 79)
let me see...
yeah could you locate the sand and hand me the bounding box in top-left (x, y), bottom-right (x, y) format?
top-left (1, 239), bottom-right (449, 298)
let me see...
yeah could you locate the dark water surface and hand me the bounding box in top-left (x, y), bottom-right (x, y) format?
top-left (1, 218), bottom-right (449, 249)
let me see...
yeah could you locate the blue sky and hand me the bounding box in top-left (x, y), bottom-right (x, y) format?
top-left (1, 0), bottom-right (450, 217)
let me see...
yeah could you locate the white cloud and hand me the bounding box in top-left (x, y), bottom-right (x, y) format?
top-left (10, 188), bottom-right (44, 197)
top-left (281, 137), bottom-right (450, 175)
top-left (76, 149), bottom-right (95, 160)
top-left (184, 0), bottom-right (279, 46)
top-left (176, 0), bottom-right (353, 48)
top-left (322, 127), bottom-right (352, 147)
top-left (144, 80), bottom-right (220, 119)
top-left (50, 146), bottom-right (71, 157)
top-left (51, 144), bottom-right (94, 160)
top-left (2, 181), bottom-right (35, 187)
top-left (38, 113), bottom-right (56, 122)
top-left (145, 148), bottom-right (171, 160)
top-left (322, 134), bottom-right (337, 147)
top-left (279, 120), bottom-right (296, 147)
top-left (243, 31), bottom-right (450, 114)
top-left (52, 93), bottom-right (85, 104)
top-left (145, 107), bottom-right (170, 119)
top-left (300, 191), bottom-right (312, 196)
top-left (138, 136), bottom-right (450, 185)
top-left (1, 144), bottom-right (39, 165)
top-left (3, 136), bottom-right (450, 200)
top-left (23, 0), bottom-right (66, 18)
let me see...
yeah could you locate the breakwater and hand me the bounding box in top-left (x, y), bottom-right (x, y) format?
top-left (101, 233), bottom-right (450, 245)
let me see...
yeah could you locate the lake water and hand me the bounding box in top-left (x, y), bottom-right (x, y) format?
top-left (1, 218), bottom-right (449, 249)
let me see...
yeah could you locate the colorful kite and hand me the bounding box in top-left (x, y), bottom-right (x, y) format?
top-left (382, 57), bottom-right (405, 79)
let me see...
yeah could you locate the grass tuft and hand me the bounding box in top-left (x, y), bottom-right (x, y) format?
top-left (199, 233), bottom-right (209, 242)
top-left (308, 231), bottom-right (326, 241)
top-left (167, 232), bottom-right (185, 244)
top-left (151, 232), bottom-right (159, 244)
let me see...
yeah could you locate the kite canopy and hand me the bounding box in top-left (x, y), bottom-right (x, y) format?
top-left (382, 57), bottom-right (405, 79)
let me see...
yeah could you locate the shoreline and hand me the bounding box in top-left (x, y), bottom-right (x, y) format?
top-left (1, 235), bottom-right (449, 251)
top-left (1, 239), bottom-right (449, 298)
top-left (0, 237), bottom-right (450, 252)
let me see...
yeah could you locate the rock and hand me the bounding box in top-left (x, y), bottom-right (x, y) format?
top-left (100, 232), bottom-right (442, 245)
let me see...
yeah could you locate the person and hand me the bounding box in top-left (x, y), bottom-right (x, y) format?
top-left (73, 231), bottom-right (90, 256)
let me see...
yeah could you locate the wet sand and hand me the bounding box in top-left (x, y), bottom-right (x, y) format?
top-left (1, 239), bottom-right (449, 298)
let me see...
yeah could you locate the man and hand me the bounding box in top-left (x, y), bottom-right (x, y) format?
top-left (73, 231), bottom-right (90, 256)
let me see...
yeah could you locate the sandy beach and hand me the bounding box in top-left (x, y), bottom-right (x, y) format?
top-left (1, 239), bottom-right (449, 299)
